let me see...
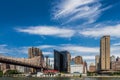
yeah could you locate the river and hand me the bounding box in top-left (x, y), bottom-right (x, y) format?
top-left (0, 77), bottom-right (120, 80)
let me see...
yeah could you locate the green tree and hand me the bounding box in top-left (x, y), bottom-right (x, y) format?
top-left (0, 71), bottom-right (3, 77)
top-left (4, 70), bottom-right (21, 75)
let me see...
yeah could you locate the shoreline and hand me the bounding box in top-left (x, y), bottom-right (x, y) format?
top-left (86, 76), bottom-right (120, 78)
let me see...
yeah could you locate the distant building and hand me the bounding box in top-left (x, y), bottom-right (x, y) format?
top-left (74, 56), bottom-right (83, 64)
top-left (89, 63), bottom-right (96, 72)
top-left (83, 61), bottom-right (87, 74)
top-left (100, 35), bottom-right (110, 71)
top-left (111, 61), bottom-right (120, 71)
top-left (28, 47), bottom-right (44, 73)
top-left (28, 47), bottom-right (42, 58)
top-left (111, 56), bottom-right (120, 71)
top-left (70, 58), bottom-right (87, 74)
top-left (111, 55), bottom-right (116, 62)
top-left (16, 66), bottom-right (30, 73)
top-left (28, 47), bottom-right (44, 65)
top-left (110, 55), bottom-right (116, 69)
top-left (54, 50), bottom-right (71, 73)
top-left (10, 65), bottom-right (16, 70)
top-left (116, 57), bottom-right (120, 61)
top-left (1, 63), bottom-right (10, 71)
top-left (95, 55), bottom-right (100, 71)
top-left (70, 64), bottom-right (83, 74)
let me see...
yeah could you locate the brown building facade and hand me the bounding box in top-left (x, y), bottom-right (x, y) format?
top-left (28, 47), bottom-right (42, 58)
top-left (74, 56), bottom-right (83, 64)
top-left (28, 47), bottom-right (44, 73)
top-left (1, 63), bottom-right (10, 71)
top-left (100, 35), bottom-right (110, 71)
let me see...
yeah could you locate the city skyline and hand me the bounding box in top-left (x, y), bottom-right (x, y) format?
top-left (0, 0), bottom-right (120, 65)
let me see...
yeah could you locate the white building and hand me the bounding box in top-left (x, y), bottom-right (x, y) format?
top-left (70, 64), bottom-right (83, 74)
top-left (110, 55), bottom-right (116, 62)
top-left (16, 66), bottom-right (30, 73)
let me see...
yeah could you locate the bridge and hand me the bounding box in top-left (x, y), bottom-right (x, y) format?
top-left (0, 56), bottom-right (51, 70)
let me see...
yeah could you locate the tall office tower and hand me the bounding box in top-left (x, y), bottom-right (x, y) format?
top-left (28, 47), bottom-right (42, 58)
top-left (28, 47), bottom-right (44, 73)
top-left (74, 56), bottom-right (83, 64)
top-left (54, 50), bottom-right (71, 73)
top-left (28, 47), bottom-right (44, 63)
top-left (54, 50), bottom-right (61, 71)
top-left (100, 35), bottom-right (110, 71)
top-left (95, 55), bottom-right (100, 71)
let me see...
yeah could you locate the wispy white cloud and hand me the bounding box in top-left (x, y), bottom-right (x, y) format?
top-left (83, 56), bottom-right (95, 60)
top-left (61, 45), bottom-right (99, 53)
top-left (37, 45), bottom-right (56, 49)
top-left (79, 24), bottom-right (120, 38)
top-left (37, 44), bottom-right (120, 63)
top-left (52, 0), bottom-right (110, 24)
top-left (0, 44), bottom-right (11, 54)
top-left (0, 45), bottom-right (28, 57)
top-left (0, 44), bottom-right (7, 47)
top-left (111, 45), bottom-right (120, 57)
top-left (38, 44), bottom-right (99, 54)
top-left (16, 26), bottom-right (75, 38)
top-left (112, 42), bottom-right (120, 46)
top-left (43, 52), bottom-right (53, 55)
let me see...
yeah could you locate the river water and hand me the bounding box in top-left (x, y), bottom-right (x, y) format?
top-left (0, 77), bottom-right (120, 80)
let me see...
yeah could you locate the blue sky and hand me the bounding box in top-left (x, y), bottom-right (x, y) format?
top-left (0, 0), bottom-right (120, 65)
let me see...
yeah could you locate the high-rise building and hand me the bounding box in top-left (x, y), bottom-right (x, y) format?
top-left (28, 47), bottom-right (44, 73)
top-left (28, 47), bottom-right (42, 58)
top-left (74, 56), bottom-right (83, 64)
top-left (54, 50), bottom-right (71, 73)
top-left (95, 55), bottom-right (100, 71)
top-left (54, 50), bottom-right (61, 71)
top-left (100, 35), bottom-right (110, 71)
top-left (28, 47), bottom-right (44, 64)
